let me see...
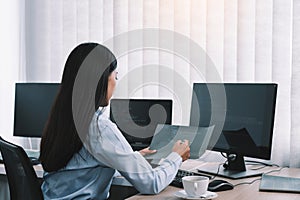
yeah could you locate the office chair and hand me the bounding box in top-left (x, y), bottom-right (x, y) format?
top-left (0, 137), bottom-right (43, 200)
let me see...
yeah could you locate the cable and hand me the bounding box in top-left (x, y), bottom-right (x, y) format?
top-left (245, 161), bottom-right (281, 171)
top-left (245, 160), bottom-right (279, 167)
top-left (250, 165), bottom-right (268, 171)
top-left (221, 152), bottom-right (228, 158)
top-left (210, 163), bottom-right (224, 180)
top-left (234, 167), bottom-right (285, 187)
top-left (263, 167), bottom-right (285, 175)
top-left (233, 177), bottom-right (262, 187)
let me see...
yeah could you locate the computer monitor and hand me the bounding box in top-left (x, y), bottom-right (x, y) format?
top-left (110, 99), bottom-right (172, 151)
top-left (13, 83), bottom-right (60, 138)
top-left (190, 83), bottom-right (277, 179)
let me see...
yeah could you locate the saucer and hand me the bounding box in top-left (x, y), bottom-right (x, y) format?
top-left (174, 190), bottom-right (218, 199)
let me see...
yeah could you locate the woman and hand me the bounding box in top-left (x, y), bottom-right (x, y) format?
top-left (39, 43), bottom-right (190, 199)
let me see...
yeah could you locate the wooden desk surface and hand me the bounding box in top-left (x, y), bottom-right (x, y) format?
top-left (127, 160), bottom-right (300, 200)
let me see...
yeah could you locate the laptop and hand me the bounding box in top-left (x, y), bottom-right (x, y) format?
top-left (259, 174), bottom-right (300, 193)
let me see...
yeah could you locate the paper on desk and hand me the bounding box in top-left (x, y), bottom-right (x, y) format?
top-left (145, 124), bottom-right (214, 164)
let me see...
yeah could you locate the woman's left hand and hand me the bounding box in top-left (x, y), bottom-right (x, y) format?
top-left (139, 147), bottom-right (157, 156)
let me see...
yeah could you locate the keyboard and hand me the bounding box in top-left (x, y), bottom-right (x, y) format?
top-left (171, 169), bottom-right (212, 188)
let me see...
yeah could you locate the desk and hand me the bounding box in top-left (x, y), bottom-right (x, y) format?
top-left (127, 160), bottom-right (300, 200)
top-left (2, 161), bottom-right (300, 200)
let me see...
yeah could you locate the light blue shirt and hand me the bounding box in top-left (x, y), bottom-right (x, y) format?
top-left (41, 107), bottom-right (182, 199)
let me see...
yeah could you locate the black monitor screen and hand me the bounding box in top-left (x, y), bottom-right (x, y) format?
top-left (190, 83), bottom-right (277, 160)
top-left (110, 99), bottom-right (172, 151)
top-left (13, 83), bottom-right (60, 137)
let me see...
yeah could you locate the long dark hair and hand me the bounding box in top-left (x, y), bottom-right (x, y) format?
top-left (40, 43), bottom-right (117, 172)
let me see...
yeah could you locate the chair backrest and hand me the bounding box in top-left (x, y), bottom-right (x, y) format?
top-left (0, 137), bottom-right (43, 200)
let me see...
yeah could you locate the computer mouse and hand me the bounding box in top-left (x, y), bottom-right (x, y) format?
top-left (208, 179), bottom-right (234, 192)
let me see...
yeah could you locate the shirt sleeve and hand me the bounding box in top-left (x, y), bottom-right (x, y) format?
top-left (85, 113), bottom-right (182, 194)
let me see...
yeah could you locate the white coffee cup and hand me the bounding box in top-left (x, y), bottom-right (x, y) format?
top-left (182, 176), bottom-right (209, 197)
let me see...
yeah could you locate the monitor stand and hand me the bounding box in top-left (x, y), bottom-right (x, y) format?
top-left (198, 164), bottom-right (263, 179)
top-left (198, 153), bottom-right (263, 179)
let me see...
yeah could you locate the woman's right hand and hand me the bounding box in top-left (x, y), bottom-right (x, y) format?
top-left (172, 140), bottom-right (190, 161)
